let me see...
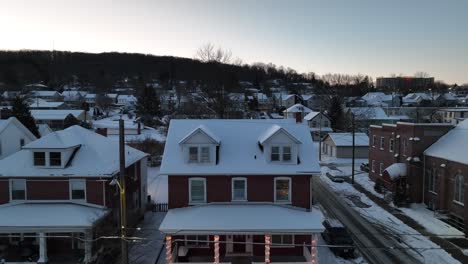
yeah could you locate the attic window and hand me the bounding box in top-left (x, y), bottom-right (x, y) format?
top-left (189, 147), bottom-right (198, 162)
top-left (33, 152), bottom-right (46, 166)
top-left (188, 146), bottom-right (211, 163)
top-left (50, 152), bottom-right (62, 166)
top-left (271, 146), bottom-right (293, 162)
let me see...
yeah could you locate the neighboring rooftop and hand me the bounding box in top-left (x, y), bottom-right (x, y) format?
top-left (31, 109), bottom-right (84, 120)
top-left (326, 132), bottom-right (369, 147)
top-left (283, 103), bottom-right (312, 113)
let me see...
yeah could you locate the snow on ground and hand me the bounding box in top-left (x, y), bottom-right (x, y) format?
top-left (147, 166), bottom-right (168, 203)
top-left (317, 235), bottom-right (367, 264)
top-left (320, 168), bottom-right (461, 264)
top-left (400, 204), bottom-right (465, 238)
top-left (129, 212), bottom-right (166, 264)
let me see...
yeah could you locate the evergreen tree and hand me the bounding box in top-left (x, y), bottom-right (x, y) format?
top-left (11, 96), bottom-right (40, 137)
top-left (328, 96), bottom-right (345, 131)
top-left (135, 85), bottom-right (161, 127)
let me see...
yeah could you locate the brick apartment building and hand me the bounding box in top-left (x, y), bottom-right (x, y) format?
top-left (424, 119), bottom-right (468, 233)
top-left (368, 122), bottom-right (452, 202)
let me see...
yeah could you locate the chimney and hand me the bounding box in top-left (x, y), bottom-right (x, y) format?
top-left (96, 128), bottom-right (107, 137)
top-left (295, 112), bottom-right (302, 123)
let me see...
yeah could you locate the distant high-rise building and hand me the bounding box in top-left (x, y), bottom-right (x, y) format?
top-left (376, 77), bottom-right (435, 90)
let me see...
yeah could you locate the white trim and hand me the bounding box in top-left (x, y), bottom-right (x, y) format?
top-left (69, 179), bottom-right (87, 202)
top-left (389, 138), bottom-right (394, 153)
top-left (189, 177), bottom-right (207, 204)
top-left (231, 177), bottom-right (248, 201)
top-left (371, 160), bottom-right (375, 173)
top-left (9, 179), bottom-right (27, 201)
top-left (380, 136), bottom-right (385, 150)
top-left (379, 163), bottom-right (383, 176)
top-left (274, 177), bottom-right (292, 204)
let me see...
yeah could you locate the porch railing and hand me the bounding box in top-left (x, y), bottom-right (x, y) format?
top-left (152, 203), bottom-right (169, 212)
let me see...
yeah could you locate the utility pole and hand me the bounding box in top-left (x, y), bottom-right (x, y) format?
top-left (119, 118), bottom-right (128, 264)
top-left (318, 105), bottom-right (323, 161)
top-left (351, 113), bottom-right (355, 184)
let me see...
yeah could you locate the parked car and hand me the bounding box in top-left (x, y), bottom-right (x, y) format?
top-left (360, 162), bottom-right (369, 172)
top-left (322, 219), bottom-right (355, 258)
top-left (327, 169), bottom-right (345, 183)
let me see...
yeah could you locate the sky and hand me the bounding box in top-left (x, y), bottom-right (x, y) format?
top-left (1, 0), bottom-right (467, 84)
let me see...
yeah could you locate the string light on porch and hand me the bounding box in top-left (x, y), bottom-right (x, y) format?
top-left (311, 234), bottom-right (317, 264)
top-left (214, 235), bottom-right (220, 264)
top-left (165, 235), bottom-right (173, 264)
top-left (265, 234), bottom-right (271, 263)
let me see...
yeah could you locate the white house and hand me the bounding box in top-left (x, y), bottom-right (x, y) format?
top-left (116, 94), bottom-right (137, 106)
top-left (84, 93), bottom-right (97, 106)
top-left (62, 90), bottom-right (86, 102)
top-left (30, 90), bottom-right (64, 101)
top-left (0, 117), bottom-right (37, 159)
top-left (322, 132), bottom-right (369, 159)
top-left (283, 103), bottom-right (312, 121)
top-left (303, 111), bottom-right (333, 141)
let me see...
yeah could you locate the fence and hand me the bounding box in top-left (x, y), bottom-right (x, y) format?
top-left (152, 203), bottom-right (169, 212)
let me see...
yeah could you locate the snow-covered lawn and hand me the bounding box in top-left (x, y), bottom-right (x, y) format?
top-left (147, 167), bottom-right (168, 203)
top-left (320, 169), bottom-right (461, 264)
top-left (400, 204), bottom-right (465, 238)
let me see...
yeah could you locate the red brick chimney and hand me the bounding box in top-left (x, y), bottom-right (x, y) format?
top-left (295, 112), bottom-right (302, 123)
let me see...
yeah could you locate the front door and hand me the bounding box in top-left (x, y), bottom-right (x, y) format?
top-left (232, 235), bottom-right (246, 253)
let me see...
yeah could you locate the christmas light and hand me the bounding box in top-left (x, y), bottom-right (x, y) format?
top-left (166, 236), bottom-right (173, 264)
top-left (311, 234), bottom-right (317, 264)
top-left (265, 234), bottom-right (271, 263)
top-left (214, 235), bottom-right (220, 264)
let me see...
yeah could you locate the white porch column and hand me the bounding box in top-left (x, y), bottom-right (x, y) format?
top-left (264, 234), bottom-right (271, 264)
top-left (84, 230), bottom-right (93, 263)
top-left (311, 233), bottom-right (317, 264)
top-left (214, 235), bottom-right (220, 264)
top-left (165, 235), bottom-right (173, 264)
top-left (37, 232), bottom-right (48, 264)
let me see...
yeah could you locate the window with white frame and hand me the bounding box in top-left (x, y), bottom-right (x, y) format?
top-left (371, 160), bottom-right (375, 172)
top-left (389, 138), bottom-right (394, 152)
top-left (11, 179), bottom-right (26, 200)
top-left (232, 178), bottom-right (247, 201)
top-left (189, 178), bottom-right (206, 203)
top-left (454, 174), bottom-right (464, 204)
top-left (271, 146), bottom-right (293, 162)
top-left (189, 147), bottom-right (198, 162)
top-left (200, 147), bottom-right (210, 163)
top-left (271, 235), bottom-right (294, 247)
top-left (50, 152), bottom-right (62, 166)
top-left (70, 180), bottom-right (86, 200)
top-left (185, 235), bottom-right (209, 247)
top-left (275, 177), bottom-right (291, 203)
top-left (372, 135), bottom-right (376, 147)
top-left (379, 163), bottom-right (384, 175)
top-left (428, 168), bottom-right (437, 193)
top-left (380, 137), bottom-right (385, 150)
top-left (33, 152), bottom-right (46, 166)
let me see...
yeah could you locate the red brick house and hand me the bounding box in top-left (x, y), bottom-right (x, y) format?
top-left (0, 125), bottom-right (148, 263)
top-left (424, 119), bottom-right (468, 233)
top-left (368, 122), bottom-right (452, 202)
top-left (159, 119), bottom-right (323, 263)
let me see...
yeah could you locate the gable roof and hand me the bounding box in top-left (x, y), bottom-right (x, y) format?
top-left (258, 124), bottom-right (301, 145)
top-left (0, 125), bottom-right (148, 177)
top-left (179, 125), bottom-right (221, 145)
top-left (325, 132), bottom-right (369, 147)
top-left (161, 119), bottom-right (320, 175)
top-left (303, 111), bottom-right (325, 121)
top-left (0, 117), bottom-right (37, 141)
top-left (31, 110), bottom-right (84, 120)
top-left (283, 104), bottom-right (312, 113)
top-left (424, 119), bottom-right (468, 164)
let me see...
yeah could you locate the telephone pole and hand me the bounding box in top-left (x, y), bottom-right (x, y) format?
top-left (351, 113), bottom-right (355, 184)
top-left (119, 118), bottom-right (128, 264)
top-left (318, 105), bottom-right (323, 161)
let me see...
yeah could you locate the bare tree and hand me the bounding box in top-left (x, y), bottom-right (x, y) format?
top-left (195, 43), bottom-right (232, 64)
top-left (414, 71), bottom-right (430, 78)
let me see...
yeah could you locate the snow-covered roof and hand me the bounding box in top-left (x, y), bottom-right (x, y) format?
top-left (362, 92), bottom-right (393, 103)
top-left (26, 84), bottom-right (48, 88)
top-left (179, 125), bottom-right (221, 145)
top-left (29, 98), bottom-right (64, 108)
top-left (349, 107), bottom-right (398, 120)
top-left (0, 117), bottom-right (37, 141)
top-left (118, 95), bottom-right (137, 101)
top-left (38, 124), bottom-right (53, 137)
top-left (31, 90), bottom-right (60, 97)
top-left (424, 119), bottom-right (468, 164)
top-left (85, 93), bottom-right (96, 99)
top-left (326, 133), bottom-right (369, 147)
top-left (93, 118), bottom-right (139, 130)
top-left (160, 119), bottom-right (320, 175)
top-left (384, 163), bottom-right (407, 180)
top-left (159, 204), bottom-right (324, 234)
top-left (303, 111), bottom-right (320, 121)
top-left (106, 93), bottom-right (118, 99)
top-left (0, 203), bottom-right (109, 232)
top-left (31, 109), bottom-right (84, 120)
top-left (283, 104), bottom-right (312, 113)
top-left (0, 125), bottom-right (148, 177)
top-left (258, 124), bottom-right (301, 145)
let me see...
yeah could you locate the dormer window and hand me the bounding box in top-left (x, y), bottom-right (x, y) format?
top-left (33, 152), bottom-right (46, 166)
top-left (188, 146), bottom-right (211, 163)
top-left (271, 146), bottom-right (292, 162)
top-left (50, 152), bottom-right (62, 166)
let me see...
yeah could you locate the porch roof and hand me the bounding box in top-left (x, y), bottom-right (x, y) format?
top-left (0, 203), bottom-right (109, 233)
top-left (159, 204), bottom-right (324, 235)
